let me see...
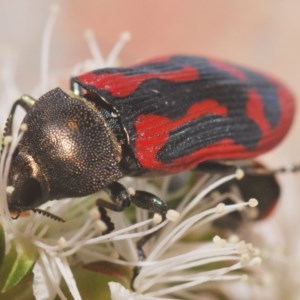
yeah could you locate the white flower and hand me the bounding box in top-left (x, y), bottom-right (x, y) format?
top-left (1, 129), bottom-right (264, 300)
top-left (107, 174), bottom-right (264, 299)
top-left (0, 3), bottom-right (292, 300)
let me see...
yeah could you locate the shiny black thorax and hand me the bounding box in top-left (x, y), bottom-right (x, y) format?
top-left (8, 88), bottom-right (128, 211)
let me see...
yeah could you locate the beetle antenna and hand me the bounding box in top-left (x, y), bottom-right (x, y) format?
top-left (243, 163), bottom-right (300, 175)
top-left (272, 164), bottom-right (300, 174)
top-left (32, 208), bottom-right (65, 222)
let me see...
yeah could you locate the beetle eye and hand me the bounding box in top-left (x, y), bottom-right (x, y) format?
top-left (20, 178), bottom-right (43, 208)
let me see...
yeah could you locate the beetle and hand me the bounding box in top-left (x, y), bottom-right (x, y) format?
top-left (3, 55), bottom-right (295, 224)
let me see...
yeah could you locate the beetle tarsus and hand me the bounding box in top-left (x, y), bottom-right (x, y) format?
top-left (96, 206), bottom-right (115, 234)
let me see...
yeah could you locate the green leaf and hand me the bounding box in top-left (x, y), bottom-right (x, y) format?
top-left (58, 261), bottom-right (131, 300)
top-left (1, 244), bottom-right (37, 293)
top-left (82, 261), bottom-right (131, 286)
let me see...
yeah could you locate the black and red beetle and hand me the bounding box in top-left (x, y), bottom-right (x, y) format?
top-left (3, 55), bottom-right (296, 222)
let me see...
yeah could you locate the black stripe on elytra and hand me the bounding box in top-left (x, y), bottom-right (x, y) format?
top-left (231, 65), bottom-right (280, 127)
top-left (72, 56), bottom-right (281, 160)
top-left (91, 56), bottom-right (193, 75)
top-left (156, 114), bottom-right (261, 163)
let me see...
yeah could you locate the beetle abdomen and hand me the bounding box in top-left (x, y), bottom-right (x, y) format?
top-left (73, 55), bottom-right (295, 173)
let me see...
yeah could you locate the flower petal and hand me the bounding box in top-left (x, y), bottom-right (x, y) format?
top-left (1, 244), bottom-right (37, 292)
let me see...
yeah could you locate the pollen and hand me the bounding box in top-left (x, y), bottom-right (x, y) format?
top-left (20, 123), bottom-right (28, 131)
top-left (3, 135), bottom-right (12, 145)
top-left (237, 241), bottom-right (247, 252)
top-left (228, 234), bottom-right (240, 244)
top-left (57, 236), bottom-right (67, 247)
top-left (235, 168), bottom-right (244, 180)
top-left (215, 203), bottom-right (226, 214)
top-left (89, 207), bottom-right (100, 220)
top-left (120, 31), bottom-right (132, 41)
top-left (127, 187), bottom-right (136, 196)
top-left (6, 186), bottom-right (15, 194)
top-left (213, 235), bottom-right (227, 247)
top-left (94, 220), bottom-right (107, 233)
top-left (110, 250), bottom-right (120, 259)
top-left (153, 213), bottom-right (163, 224)
top-left (250, 257), bottom-right (262, 266)
top-left (241, 253), bottom-right (250, 265)
top-left (248, 198), bottom-right (259, 207)
top-left (240, 274), bottom-right (249, 282)
top-left (166, 209), bottom-right (180, 222)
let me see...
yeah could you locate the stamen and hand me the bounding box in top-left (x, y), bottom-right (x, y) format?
top-left (53, 256), bottom-right (81, 300)
top-left (166, 209), bottom-right (180, 222)
top-left (106, 31), bottom-right (132, 66)
top-left (84, 29), bottom-right (105, 67)
top-left (40, 3), bottom-right (60, 92)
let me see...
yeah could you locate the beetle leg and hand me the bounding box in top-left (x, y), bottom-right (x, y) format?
top-left (129, 190), bottom-right (168, 290)
top-left (130, 190), bottom-right (168, 216)
top-left (96, 182), bottom-right (168, 234)
top-left (2, 95), bottom-right (36, 154)
top-left (96, 182), bottom-right (168, 288)
top-left (130, 189), bottom-right (168, 271)
top-left (95, 182), bottom-right (131, 234)
top-left (97, 182), bottom-right (131, 212)
top-left (4, 95), bottom-right (36, 138)
top-left (97, 181), bottom-right (168, 219)
top-left (130, 192), bottom-right (168, 290)
top-left (195, 161), bottom-right (243, 174)
top-left (96, 206), bottom-right (115, 234)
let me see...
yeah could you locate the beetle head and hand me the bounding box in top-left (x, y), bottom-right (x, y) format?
top-left (7, 87), bottom-right (123, 213)
top-left (7, 150), bottom-right (49, 212)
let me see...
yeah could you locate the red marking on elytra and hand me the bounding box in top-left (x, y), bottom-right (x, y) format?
top-left (77, 65), bottom-right (199, 98)
top-left (273, 84), bottom-right (295, 141)
top-left (135, 100), bottom-right (228, 171)
top-left (209, 58), bottom-right (247, 80)
top-left (163, 139), bottom-right (249, 173)
top-left (135, 83), bottom-right (295, 173)
top-left (246, 89), bottom-right (271, 136)
top-left (246, 84), bottom-right (295, 153)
